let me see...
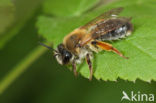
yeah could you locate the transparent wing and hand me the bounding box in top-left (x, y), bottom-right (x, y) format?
top-left (80, 7), bottom-right (124, 29)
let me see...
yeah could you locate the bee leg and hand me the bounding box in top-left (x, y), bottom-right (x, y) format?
top-left (91, 40), bottom-right (128, 59)
top-left (72, 60), bottom-right (78, 77)
top-left (86, 54), bottom-right (93, 81)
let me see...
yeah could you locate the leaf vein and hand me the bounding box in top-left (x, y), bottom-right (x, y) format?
top-left (126, 40), bottom-right (156, 60)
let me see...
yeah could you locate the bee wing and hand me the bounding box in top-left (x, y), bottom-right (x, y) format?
top-left (79, 7), bottom-right (124, 46)
top-left (80, 7), bottom-right (124, 30)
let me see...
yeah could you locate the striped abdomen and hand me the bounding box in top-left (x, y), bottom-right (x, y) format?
top-left (92, 18), bottom-right (133, 41)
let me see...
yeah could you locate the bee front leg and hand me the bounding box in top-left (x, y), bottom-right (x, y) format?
top-left (91, 40), bottom-right (128, 59)
top-left (72, 60), bottom-right (78, 77)
top-left (86, 54), bottom-right (93, 81)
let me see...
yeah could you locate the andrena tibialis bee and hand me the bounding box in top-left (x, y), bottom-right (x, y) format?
top-left (40, 7), bottom-right (133, 80)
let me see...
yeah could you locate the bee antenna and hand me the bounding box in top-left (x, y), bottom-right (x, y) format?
top-left (39, 42), bottom-right (58, 53)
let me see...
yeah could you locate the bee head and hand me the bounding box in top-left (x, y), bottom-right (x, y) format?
top-left (55, 43), bottom-right (73, 65)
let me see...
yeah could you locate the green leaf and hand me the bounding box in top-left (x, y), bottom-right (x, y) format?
top-left (37, 0), bottom-right (156, 81)
top-left (0, 0), bottom-right (15, 34)
top-left (43, 0), bottom-right (100, 16)
top-left (0, 0), bottom-right (43, 49)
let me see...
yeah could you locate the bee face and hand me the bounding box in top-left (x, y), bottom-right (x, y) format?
top-left (55, 43), bottom-right (73, 65)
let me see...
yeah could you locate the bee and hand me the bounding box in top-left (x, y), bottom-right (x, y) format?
top-left (40, 7), bottom-right (133, 80)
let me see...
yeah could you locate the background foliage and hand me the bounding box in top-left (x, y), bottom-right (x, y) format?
top-left (0, 0), bottom-right (156, 103)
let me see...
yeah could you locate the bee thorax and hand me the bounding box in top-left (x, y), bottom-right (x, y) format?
top-left (75, 48), bottom-right (92, 64)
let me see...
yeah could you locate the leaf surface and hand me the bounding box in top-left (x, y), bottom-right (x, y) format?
top-left (37, 0), bottom-right (156, 81)
top-left (43, 0), bottom-right (99, 16)
top-left (0, 0), bottom-right (14, 34)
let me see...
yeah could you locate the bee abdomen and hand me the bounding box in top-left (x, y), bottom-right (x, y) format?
top-left (97, 24), bottom-right (132, 41)
top-left (103, 25), bottom-right (127, 40)
top-left (93, 18), bottom-right (133, 41)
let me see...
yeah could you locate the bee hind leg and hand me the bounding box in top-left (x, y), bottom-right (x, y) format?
top-left (91, 40), bottom-right (128, 59)
top-left (86, 53), bottom-right (93, 81)
top-left (72, 60), bottom-right (78, 77)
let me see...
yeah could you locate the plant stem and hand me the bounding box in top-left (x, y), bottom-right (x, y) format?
top-left (0, 46), bottom-right (47, 94)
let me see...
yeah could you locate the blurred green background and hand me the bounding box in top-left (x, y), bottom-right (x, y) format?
top-left (0, 0), bottom-right (156, 103)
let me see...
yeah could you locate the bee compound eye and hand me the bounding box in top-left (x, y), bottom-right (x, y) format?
top-left (62, 51), bottom-right (72, 64)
